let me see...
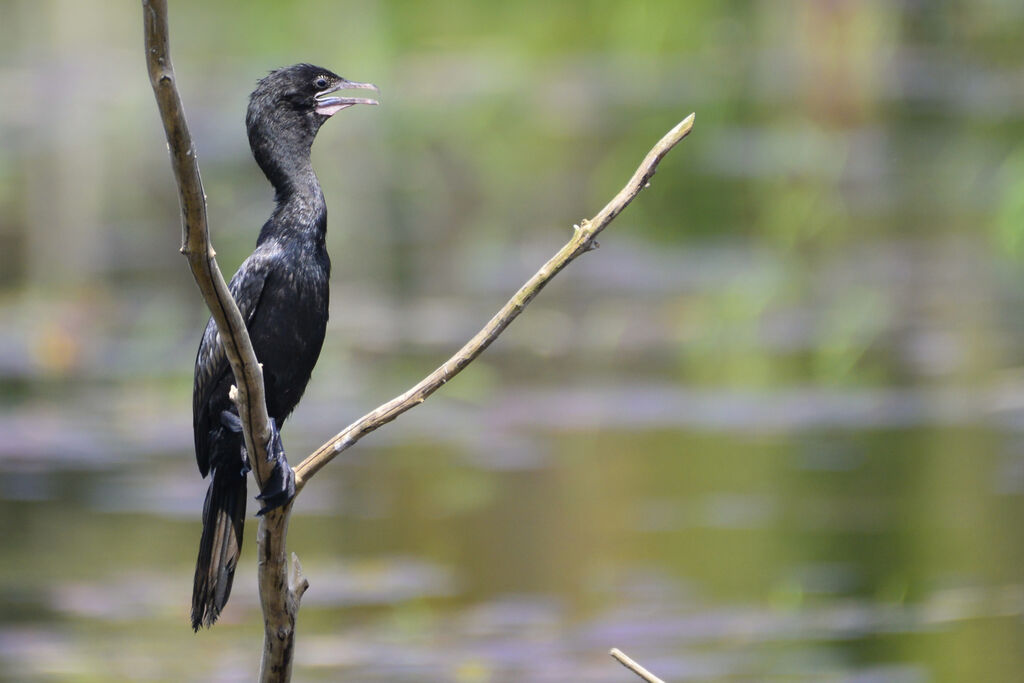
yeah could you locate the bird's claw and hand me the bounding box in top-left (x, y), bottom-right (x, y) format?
top-left (255, 463), bottom-right (295, 515)
top-left (218, 412), bottom-right (295, 513)
top-left (265, 418), bottom-right (283, 464)
top-left (255, 418), bottom-right (295, 515)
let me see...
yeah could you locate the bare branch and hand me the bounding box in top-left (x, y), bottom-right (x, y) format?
top-left (610, 648), bottom-right (667, 683)
top-left (143, 2), bottom-right (297, 679)
top-left (293, 113), bottom-right (695, 490)
top-left (142, 0), bottom-right (274, 487)
top-left (144, 5), bottom-right (694, 680)
top-left (256, 506), bottom-right (301, 681)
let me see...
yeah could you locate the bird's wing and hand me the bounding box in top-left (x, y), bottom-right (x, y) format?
top-left (192, 252), bottom-right (275, 477)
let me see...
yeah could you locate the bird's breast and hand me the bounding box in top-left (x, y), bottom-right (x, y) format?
top-left (249, 248), bottom-right (330, 420)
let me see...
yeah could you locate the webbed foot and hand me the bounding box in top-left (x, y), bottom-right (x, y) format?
top-left (255, 418), bottom-right (295, 515)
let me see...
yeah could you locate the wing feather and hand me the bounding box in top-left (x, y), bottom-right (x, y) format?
top-left (192, 253), bottom-right (275, 476)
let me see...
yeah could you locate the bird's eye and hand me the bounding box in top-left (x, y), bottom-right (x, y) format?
top-left (314, 77), bottom-right (329, 90)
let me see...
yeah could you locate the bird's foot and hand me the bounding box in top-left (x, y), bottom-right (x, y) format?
top-left (255, 418), bottom-right (295, 515)
top-left (219, 411), bottom-right (251, 475)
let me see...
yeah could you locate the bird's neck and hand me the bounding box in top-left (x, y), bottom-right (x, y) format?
top-left (255, 138), bottom-right (319, 198)
top-left (264, 184), bottom-right (328, 244)
top-left (252, 138), bottom-right (329, 244)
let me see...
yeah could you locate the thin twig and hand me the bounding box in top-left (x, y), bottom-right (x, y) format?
top-left (610, 648), bottom-right (667, 683)
top-left (293, 113), bottom-right (695, 490)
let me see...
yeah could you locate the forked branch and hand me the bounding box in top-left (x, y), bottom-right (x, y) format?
top-left (143, 2), bottom-right (694, 680)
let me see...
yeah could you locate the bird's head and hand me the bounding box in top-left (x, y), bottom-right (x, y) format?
top-left (246, 64), bottom-right (378, 190)
top-left (247, 63), bottom-right (379, 146)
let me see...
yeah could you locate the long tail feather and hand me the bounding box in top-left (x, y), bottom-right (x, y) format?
top-left (191, 466), bottom-right (246, 630)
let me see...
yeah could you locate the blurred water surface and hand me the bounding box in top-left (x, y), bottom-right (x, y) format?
top-left (2, 1), bottom-right (1024, 681)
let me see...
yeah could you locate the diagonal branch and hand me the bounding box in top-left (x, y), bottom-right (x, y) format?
top-left (293, 113), bottom-right (695, 490)
top-left (142, 0), bottom-right (274, 489)
top-left (610, 648), bottom-right (667, 683)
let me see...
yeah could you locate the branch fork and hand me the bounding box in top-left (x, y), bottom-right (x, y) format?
top-left (143, 2), bottom-right (693, 679)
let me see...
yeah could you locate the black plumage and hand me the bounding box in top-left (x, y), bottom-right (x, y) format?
top-left (191, 64), bottom-right (378, 630)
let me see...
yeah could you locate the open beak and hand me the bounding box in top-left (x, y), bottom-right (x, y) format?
top-left (315, 79), bottom-right (380, 117)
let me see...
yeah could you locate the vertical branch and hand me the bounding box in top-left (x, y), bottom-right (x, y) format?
top-left (141, 0), bottom-right (273, 485)
top-left (257, 508), bottom-right (307, 681)
top-left (142, 2), bottom-right (302, 680)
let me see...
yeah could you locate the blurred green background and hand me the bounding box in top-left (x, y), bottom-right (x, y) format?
top-left (2, 0), bottom-right (1024, 681)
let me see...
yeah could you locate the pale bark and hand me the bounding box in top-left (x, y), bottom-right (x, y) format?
top-left (610, 648), bottom-right (668, 683)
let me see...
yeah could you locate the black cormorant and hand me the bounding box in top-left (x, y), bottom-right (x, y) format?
top-left (191, 64), bottom-right (378, 630)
